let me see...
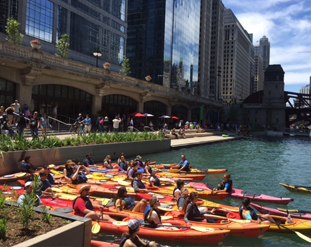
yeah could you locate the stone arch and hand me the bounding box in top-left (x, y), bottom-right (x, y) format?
top-left (144, 100), bottom-right (167, 118)
top-left (171, 104), bottom-right (188, 121)
top-left (0, 77), bottom-right (17, 107)
top-left (31, 84), bottom-right (92, 119)
top-left (191, 107), bottom-right (200, 122)
top-left (101, 94), bottom-right (138, 120)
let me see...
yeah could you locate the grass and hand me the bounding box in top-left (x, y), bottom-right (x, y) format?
top-left (0, 132), bottom-right (164, 152)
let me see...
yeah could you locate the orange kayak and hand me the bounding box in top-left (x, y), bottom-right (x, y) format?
top-left (0, 172), bottom-right (31, 183)
top-left (91, 241), bottom-right (118, 247)
top-left (92, 220), bottom-right (229, 244)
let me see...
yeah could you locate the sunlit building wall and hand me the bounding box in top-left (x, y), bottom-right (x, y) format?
top-left (223, 8), bottom-right (253, 103)
top-left (127, 0), bottom-right (201, 94)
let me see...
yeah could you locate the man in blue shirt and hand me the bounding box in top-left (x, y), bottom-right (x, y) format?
top-left (214, 174), bottom-right (232, 194)
top-left (179, 154), bottom-right (191, 172)
top-left (83, 114), bottom-right (92, 135)
top-left (38, 171), bottom-right (53, 196)
top-left (83, 154), bottom-right (94, 167)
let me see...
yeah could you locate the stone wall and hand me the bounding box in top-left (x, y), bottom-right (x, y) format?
top-left (0, 139), bottom-right (171, 176)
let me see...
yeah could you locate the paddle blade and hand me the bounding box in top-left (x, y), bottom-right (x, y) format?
top-left (113, 221), bottom-right (128, 226)
top-left (295, 232), bottom-right (311, 243)
top-left (16, 172), bottom-right (26, 178)
top-left (92, 222), bottom-right (101, 234)
top-left (190, 226), bottom-right (214, 232)
top-left (51, 187), bottom-right (62, 193)
top-left (169, 169), bottom-right (179, 173)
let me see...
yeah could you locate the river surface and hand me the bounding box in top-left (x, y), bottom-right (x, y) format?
top-left (94, 136), bottom-right (311, 247)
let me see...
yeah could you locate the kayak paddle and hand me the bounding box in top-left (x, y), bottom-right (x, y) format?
top-left (92, 208), bottom-right (103, 234)
top-left (260, 216), bottom-right (311, 243)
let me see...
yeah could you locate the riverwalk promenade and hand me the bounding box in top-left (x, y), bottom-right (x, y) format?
top-left (28, 132), bottom-right (240, 148)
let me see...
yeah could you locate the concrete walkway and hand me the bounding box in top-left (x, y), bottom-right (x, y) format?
top-left (170, 135), bottom-right (238, 148)
top-left (27, 132), bottom-right (241, 148)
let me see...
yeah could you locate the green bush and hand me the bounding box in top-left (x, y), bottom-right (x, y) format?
top-left (0, 217), bottom-right (7, 240)
top-left (0, 132), bottom-right (163, 152)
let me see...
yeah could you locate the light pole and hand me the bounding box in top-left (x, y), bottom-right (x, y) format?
top-left (93, 47), bottom-right (102, 67)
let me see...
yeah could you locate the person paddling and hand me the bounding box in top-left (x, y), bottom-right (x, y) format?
top-left (119, 219), bottom-right (157, 247)
top-left (149, 170), bottom-right (161, 187)
top-left (143, 196), bottom-right (178, 230)
top-left (173, 180), bottom-right (184, 201)
top-left (182, 192), bottom-right (214, 224)
top-left (239, 197), bottom-right (276, 224)
top-left (73, 185), bottom-right (115, 222)
top-left (115, 186), bottom-right (147, 213)
top-left (213, 173), bottom-right (232, 194)
top-left (17, 181), bottom-right (42, 207)
top-left (131, 172), bottom-right (147, 192)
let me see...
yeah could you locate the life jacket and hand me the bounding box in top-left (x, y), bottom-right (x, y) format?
top-left (146, 165), bottom-right (152, 174)
top-left (137, 160), bottom-right (144, 169)
top-left (220, 179), bottom-right (233, 193)
top-left (149, 176), bottom-right (160, 186)
top-left (173, 187), bottom-right (181, 200)
top-left (72, 172), bottom-right (88, 184)
top-left (186, 203), bottom-right (201, 221)
top-left (119, 161), bottom-right (128, 171)
top-left (239, 206), bottom-right (258, 220)
top-left (123, 197), bottom-right (135, 209)
top-left (127, 168), bottom-right (137, 180)
top-left (143, 205), bottom-right (161, 228)
top-left (177, 196), bottom-right (186, 209)
top-left (120, 236), bottom-right (144, 247)
top-left (131, 179), bottom-right (145, 189)
top-left (73, 196), bottom-right (94, 215)
top-left (66, 167), bottom-right (74, 178)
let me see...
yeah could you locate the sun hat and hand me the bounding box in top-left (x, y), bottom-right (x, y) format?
top-left (128, 219), bottom-right (140, 230)
top-left (79, 185), bottom-right (91, 194)
top-left (25, 181), bottom-right (33, 188)
top-left (136, 155), bottom-right (142, 160)
top-left (47, 164), bottom-right (55, 168)
top-left (66, 160), bottom-right (75, 165)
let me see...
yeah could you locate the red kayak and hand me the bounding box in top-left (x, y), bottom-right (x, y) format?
top-left (91, 240), bottom-right (118, 247)
top-left (189, 182), bottom-right (294, 205)
top-left (0, 184), bottom-right (24, 196)
top-left (250, 203), bottom-right (311, 220)
top-left (0, 172), bottom-right (32, 183)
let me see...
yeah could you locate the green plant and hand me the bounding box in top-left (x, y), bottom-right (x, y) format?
top-left (40, 205), bottom-right (52, 224)
top-left (55, 34), bottom-right (70, 59)
top-left (5, 17), bottom-right (24, 45)
top-left (0, 217), bottom-right (7, 240)
top-left (0, 190), bottom-right (5, 209)
top-left (120, 55), bottom-right (131, 76)
top-left (18, 195), bottom-right (35, 228)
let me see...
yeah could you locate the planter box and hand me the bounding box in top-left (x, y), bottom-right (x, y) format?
top-left (0, 139), bottom-right (171, 176)
top-left (4, 201), bottom-right (92, 247)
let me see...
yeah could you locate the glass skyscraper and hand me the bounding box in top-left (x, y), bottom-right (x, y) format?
top-left (0, 0), bottom-right (127, 67)
top-left (127, 0), bottom-right (201, 92)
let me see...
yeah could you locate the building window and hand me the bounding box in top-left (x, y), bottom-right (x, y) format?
top-left (0, 78), bottom-right (16, 107)
top-left (112, 0), bottom-right (126, 21)
top-left (57, 6), bottom-right (67, 41)
top-left (26, 0), bottom-right (53, 42)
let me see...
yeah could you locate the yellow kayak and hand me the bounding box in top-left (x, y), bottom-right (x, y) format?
top-left (280, 183), bottom-right (311, 193)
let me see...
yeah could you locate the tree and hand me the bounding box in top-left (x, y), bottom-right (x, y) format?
top-left (120, 55), bottom-right (131, 76)
top-left (55, 34), bottom-right (70, 59)
top-left (5, 17), bottom-right (24, 45)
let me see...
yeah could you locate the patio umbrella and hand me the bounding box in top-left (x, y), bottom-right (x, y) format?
top-left (171, 116), bottom-right (179, 120)
top-left (133, 113), bottom-right (145, 117)
top-left (143, 113), bottom-right (154, 125)
top-left (159, 115), bottom-right (170, 119)
top-left (159, 115), bottom-right (170, 123)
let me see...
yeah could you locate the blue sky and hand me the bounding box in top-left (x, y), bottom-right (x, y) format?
top-left (223, 0), bottom-right (311, 93)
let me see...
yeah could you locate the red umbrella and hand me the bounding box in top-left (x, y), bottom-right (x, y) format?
top-left (171, 116), bottom-right (179, 119)
top-left (133, 113), bottom-right (146, 117)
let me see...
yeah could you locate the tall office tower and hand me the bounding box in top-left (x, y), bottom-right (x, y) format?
top-left (198, 0), bottom-right (213, 98)
top-left (0, 0), bottom-right (127, 69)
top-left (127, 0), bottom-right (201, 93)
top-left (209, 0), bottom-right (224, 100)
top-left (260, 35), bottom-right (270, 70)
top-left (253, 46), bottom-right (264, 93)
top-left (222, 8), bottom-right (253, 103)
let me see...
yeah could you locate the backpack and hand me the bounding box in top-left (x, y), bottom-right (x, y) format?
top-left (123, 197), bottom-right (135, 209)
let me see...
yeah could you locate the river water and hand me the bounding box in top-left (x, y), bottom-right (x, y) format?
top-left (94, 136), bottom-right (311, 247)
